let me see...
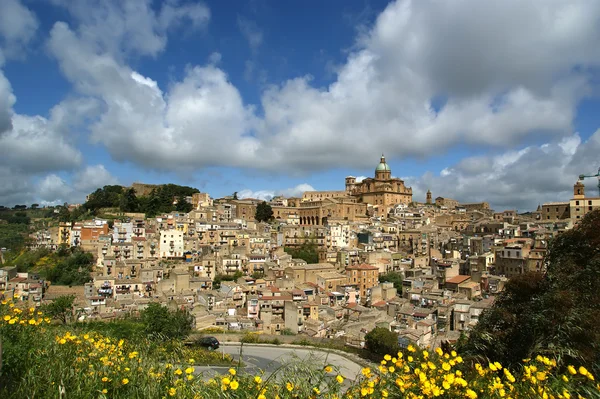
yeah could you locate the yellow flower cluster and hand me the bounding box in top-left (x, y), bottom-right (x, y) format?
top-left (347, 347), bottom-right (599, 399)
top-left (1, 298), bottom-right (50, 326)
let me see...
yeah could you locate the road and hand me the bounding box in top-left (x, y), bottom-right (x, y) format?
top-left (194, 343), bottom-right (365, 382)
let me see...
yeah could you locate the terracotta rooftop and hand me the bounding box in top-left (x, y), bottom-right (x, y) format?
top-left (446, 275), bottom-right (471, 285)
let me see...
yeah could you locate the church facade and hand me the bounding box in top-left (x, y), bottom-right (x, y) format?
top-left (345, 155), bottom-right (413, 208)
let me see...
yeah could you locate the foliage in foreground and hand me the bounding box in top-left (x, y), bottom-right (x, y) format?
top-left (2, 297), bottom-right (599, 398)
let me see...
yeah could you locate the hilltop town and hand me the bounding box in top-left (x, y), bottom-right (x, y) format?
top-left (1, 155), bottom-right (599, 349)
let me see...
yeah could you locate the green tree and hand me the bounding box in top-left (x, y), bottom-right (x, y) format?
top-left (141, 303), bottom-right (194, 340)
top-left (119, 188), bottom-right (139, 212)
top-left (31, 203), bottom-right (39, 209)
top-left (379, 271), bottom-right (403, 294)
top-left (364, 327), bottom-right (399, 358)
top-left (232, 192), bottom-right (238, 200)
top-left (175, 194), bottom-right (193, 213)
top-left (284, 238), bottom-right (319, 264)
top-left (255, 201), bottom-right (273, 223)
top-left (43, 295), bottom-right (75, 324)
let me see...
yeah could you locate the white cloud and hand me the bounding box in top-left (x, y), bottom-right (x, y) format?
top-left (406, 131), bottom-right (600, 212)
top-left (238, 183), bottom-right (316, 201)
top-left (0, 0), bottom-right (38, 59)
top-left (46, 0), bottom-right (600, 177)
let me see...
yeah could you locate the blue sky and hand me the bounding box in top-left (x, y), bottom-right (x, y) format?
top-left (1, 0), bottom-right (600, 211)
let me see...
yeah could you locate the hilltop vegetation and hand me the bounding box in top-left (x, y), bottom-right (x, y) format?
top-left (79, 184), bottom-right (199, 218)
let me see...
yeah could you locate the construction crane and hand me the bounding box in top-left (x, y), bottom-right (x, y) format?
top-left (578, 167), bottom-right (600, 197)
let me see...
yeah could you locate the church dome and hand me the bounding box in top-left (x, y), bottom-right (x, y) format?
top-left (376, 154), bottom-right (390, 171)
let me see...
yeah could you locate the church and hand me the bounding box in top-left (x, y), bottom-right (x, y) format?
top-left (301, 154), bottom-right (413, 210)
top-left (345, 155), bottom-right (413, 208)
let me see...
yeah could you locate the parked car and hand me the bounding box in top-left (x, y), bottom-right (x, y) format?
top-left (197, 336), bottom-right (220, 350)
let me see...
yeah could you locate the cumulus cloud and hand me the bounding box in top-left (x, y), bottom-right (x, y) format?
top-left (0, 0), bottom-right (38, 59)
top-left (406, 131), bottom-right (600, 212)
top-left (45, 0), bottom-right (600, 176)
top-left (238, 183), bottom-right (315, 201)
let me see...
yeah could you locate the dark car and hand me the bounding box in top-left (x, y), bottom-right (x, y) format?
top-left (198, 336), bottom-right (220, 350)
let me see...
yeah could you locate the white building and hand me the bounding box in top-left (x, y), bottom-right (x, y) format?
top-left (159, 229), bottom-right (184, 258)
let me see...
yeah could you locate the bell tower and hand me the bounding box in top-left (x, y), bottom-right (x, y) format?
top-left (574, 180), bottom-right (585, 199)
top-left (426, 190), bottom-right (432, 204)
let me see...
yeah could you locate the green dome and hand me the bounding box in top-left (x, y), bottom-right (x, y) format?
top-left (375, 154), bottom-right (390, 171)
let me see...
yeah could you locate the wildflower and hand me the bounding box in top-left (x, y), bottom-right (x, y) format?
top-left (313, 387), bottom-right (320, 395)
top-left (3, 315), bottom-right (10, 321)
top-left (185, 367), bottom-right (194, 374)
top-left (230, 381), bottom-right (239, 390)
top-left (187, 375), bottom-right (193, 381)
top-left (222, 377), bottom-right (230, 385)
top-left (423, 350), bottom-right (429, 359)
top-left (59, 338), bottom-right (66, 345)
top-left (567, 365), bottom-right (577, 375)
top-left (578, 366), bottom-right (589, 376)
top-left (382, 389), bottom-right (389, 397)
top-left (362, 367), bottom-right (371, 377)
top-left (436, 347), bottom-right (444, 356)
top-left (466, 389), bottom-right (478, 399)
top-left (168, 387), bottom-right (176, 396)
top-left (286, 382), bottom-right (294, 391)
top-left (407, 345), bottom-right (416, 352)
top-left (562, 375), bottom-right (569, 382)
top-left (325, 365), bottom-right (333, 373)
top-left (189, 358), bottom-right (195, 363)
top-left (258, 395), bottom-right (266, 399)
top-left (384, 354), bottom-right (392, 361)
top-left (174, 368), bottom-right (183, 375)
top-left (489, 363), bottom-right (498, 372)
top-left (122, 378), bottom-right (129, 385)
top-left (102, 377), bottom-right (109, 382)
top-left (101, 389), bottom-right (108, 394)
top-left (451, 350), bottom-right (457, 357)
top-left (254, 376), bottom-right (263, 384)
top-left (336, 375), bottom-right (344, 384)
top-left (229, 368), bottom-right (236, 376)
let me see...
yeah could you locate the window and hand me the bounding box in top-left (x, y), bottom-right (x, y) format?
top-left (576, 201), bottom-right (580, 205)
top-left (589, 201), bottom-right (593, 205)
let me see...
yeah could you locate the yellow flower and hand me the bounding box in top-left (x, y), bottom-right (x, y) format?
top-left (229, 368), bottom-right (236, 376)
top-left (230, 381), bottom-right (239, 390)
top-left (101, 389), bottom-right (108, 394)
top-left (423, 350), bottom-right (429, 359)
top-left (384, 354), bottom-right (392, 361)
top-left (254, 376), bottom-right (263, 384)
top-left (489, 363), bottom-right (498, 371)
top-left (324, 365), bottom-right (333, 373)
top-left (59, 338), bottom-right (66, 344)
top-left (168, 387), bottom-right (176, 396)
top-left (258, 395), bottom-right (266, 399)
top-left (313, 387), bottom-right (320, 395)
top-left (562, 375), bottom-right (569, 382)
top-left (185, 367), bottom-right (194, 374)
top-left (567, 365), bottom-right (577, 375)
top-left (435, 347), bottom-right (444, 356)
top-left (466, 389), bottom-right (478, 399)
top-left (362, 367), bottom-right (371, 377)
top-left (174, 368), bottom-right (183, 375)
top-left (186, 375), bottom-right (193, 381)
top-left (188, 358), bottom-right (195, 364)
top-left (3, 315), bottom-right (10, 321)
top-left (102, 377), bottom-right (109, 382)
top-left (336, 375), bottom-right (344, 384)
top-left (382, 389), bottom-right (389, 397)
top-left (578, 366), bottom-right (588, 376)
top-left (122, 378), bottom-right (129, 385)
top-left (286, 382), bottom-right (294, 391)
top-left (407, 345), bottom-right (416, 352)
top-left (222, 377), bottom-right (230, 385)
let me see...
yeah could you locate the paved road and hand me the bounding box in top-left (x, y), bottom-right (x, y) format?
top-left (194, 343), bottom-right (364, 382)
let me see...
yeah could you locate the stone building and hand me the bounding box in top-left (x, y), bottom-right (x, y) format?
top-left (345, 155), bottom-right (413, 208)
